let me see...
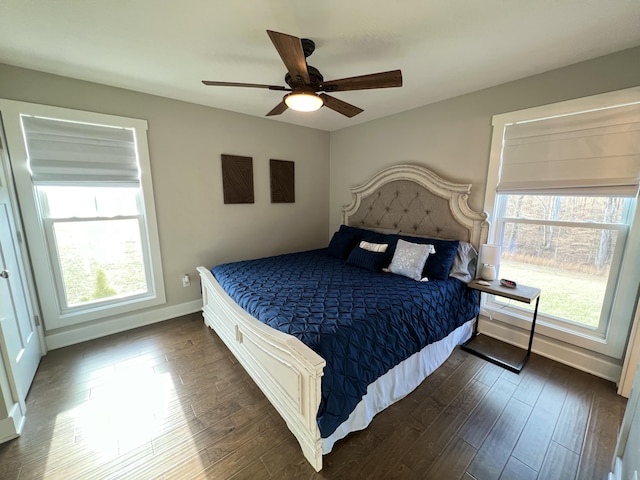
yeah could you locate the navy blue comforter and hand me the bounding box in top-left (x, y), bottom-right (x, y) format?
top-left (212, 249), bottom-right (479, 438)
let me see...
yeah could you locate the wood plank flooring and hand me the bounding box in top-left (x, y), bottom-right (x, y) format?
top-left (0, 313), bottom-right (626, 479)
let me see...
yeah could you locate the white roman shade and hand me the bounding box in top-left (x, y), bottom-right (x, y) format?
top-left (21, 115), bottom-right (140, 184)
top-left (497, 102), bottom-right (640, 196)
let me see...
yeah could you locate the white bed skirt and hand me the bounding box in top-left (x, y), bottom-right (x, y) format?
top-left (322, 319), bottom-right (473, 453)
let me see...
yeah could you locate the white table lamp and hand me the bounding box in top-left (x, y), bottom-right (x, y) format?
top-left (479, 244), bottom-right (501, 281)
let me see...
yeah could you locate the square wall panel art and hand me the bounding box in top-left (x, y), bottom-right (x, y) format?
top-left (221, 154), bottom-right (254, 204)
top-left (270, 159), bottom-right (295, 203)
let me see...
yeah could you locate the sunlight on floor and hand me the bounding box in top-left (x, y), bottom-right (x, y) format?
top-left (43, 352), bottom-right (206, 477)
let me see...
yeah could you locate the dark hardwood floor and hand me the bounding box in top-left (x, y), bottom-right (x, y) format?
top-left (0, 313), bottom-right (626, 479)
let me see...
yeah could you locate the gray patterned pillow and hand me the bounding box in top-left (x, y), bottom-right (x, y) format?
top-left (388, 239), bottom-right (435, 281)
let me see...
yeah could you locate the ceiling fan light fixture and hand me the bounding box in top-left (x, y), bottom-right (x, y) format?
top-left (284, 92), bottom-right (323, 112)
top-left (203, 31), bottom-right (402, 118)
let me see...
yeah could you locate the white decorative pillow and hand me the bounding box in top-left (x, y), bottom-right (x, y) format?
top-left (388, 239), bottom-right (435, 281)
top-left (359, 240), bottom-right (388, 253)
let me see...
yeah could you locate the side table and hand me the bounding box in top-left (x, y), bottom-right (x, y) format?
top-left (461, 279), bottom-right (541, 373)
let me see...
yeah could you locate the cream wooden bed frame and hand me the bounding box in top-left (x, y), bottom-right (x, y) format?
top-left (197, 164), bottom-right (487, 471)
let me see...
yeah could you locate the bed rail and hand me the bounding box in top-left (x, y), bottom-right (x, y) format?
top-left (196, 266), bottom-right (326, 471)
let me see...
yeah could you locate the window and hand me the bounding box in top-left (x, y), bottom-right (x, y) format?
top-left (484, 88), bottom-right (640, 358)
top-left (38, 185), bottom-right (150, 311)
top-left (492, 193), bottom-right (631, 336)
top-left (0, 100), bottom-right (165, 329)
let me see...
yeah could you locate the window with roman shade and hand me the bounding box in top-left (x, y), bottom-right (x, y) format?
top-left (497, 102), bottom-right (640, 196)
top-left (0, 99), bottom-right (165, 330)
top-left (21, 116), bottom-right (140, 185)
top-left (483, 89), bottom-right (640, 363)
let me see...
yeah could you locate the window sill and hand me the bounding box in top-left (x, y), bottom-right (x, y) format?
top-left (47, 291), bottom-right (167, 330)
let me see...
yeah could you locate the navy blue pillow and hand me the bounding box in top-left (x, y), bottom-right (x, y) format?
top-left (346, 247), bottom-right (391, 272)
top-left (394, 234), bottom-right (460, 280)
top-left (338, 224), bottom-right (387, 244)
top-left (327, 231), bottom-right (359, 259)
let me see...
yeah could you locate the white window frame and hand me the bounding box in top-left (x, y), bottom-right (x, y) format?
top-left (38, 187), bottom-right (153, 314)
top-left (0, 99), bottom-right (165, 330)
top-left (484, 87), bottom-right (640, 359)
top-left (492, 196), bottom-right (631, 338)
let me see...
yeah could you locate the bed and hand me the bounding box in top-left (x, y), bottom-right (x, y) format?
top-left (197, 164), bottom-right (488, 471)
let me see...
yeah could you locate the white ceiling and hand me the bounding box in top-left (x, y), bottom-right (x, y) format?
top-left (1, 1), bottom-right (639, 132)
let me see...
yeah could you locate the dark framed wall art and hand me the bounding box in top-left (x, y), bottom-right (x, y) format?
top-left (221, 154), bottom-right (254, 204)
top-left (270, 159), bottom-right (295, 203)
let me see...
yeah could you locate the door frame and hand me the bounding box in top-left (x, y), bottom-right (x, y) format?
top-left (0, 116), bottom-right (47, 394)
top-left (618, 296), bottom-right (640, 397)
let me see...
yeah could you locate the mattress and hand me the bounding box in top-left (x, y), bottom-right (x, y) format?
top-left (212, 248), bottom-right (479, 438)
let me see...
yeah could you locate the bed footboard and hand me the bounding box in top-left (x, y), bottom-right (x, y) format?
top-left (197, 266), bottom-right (326, 471)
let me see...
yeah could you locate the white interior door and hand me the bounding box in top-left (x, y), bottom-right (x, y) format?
top-left (0, 144), bottom-right (42, 408)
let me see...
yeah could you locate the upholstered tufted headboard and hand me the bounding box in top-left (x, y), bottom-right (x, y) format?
top-left (342, 164), bottom-right (488, 248)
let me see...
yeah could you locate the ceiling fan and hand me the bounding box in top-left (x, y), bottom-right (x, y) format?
top-left (202, 30), bottom-right (403, 118)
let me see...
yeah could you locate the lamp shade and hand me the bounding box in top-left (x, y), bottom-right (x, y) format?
top-left (479, 244), bottom-right (501, 281)
top-left (284, 92), bottom-right (323, 112)
top-left (479, 244), bottom-right (501, 266)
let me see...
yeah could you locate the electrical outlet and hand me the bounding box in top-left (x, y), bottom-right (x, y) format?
top-left (182, 274), bottom-right (191, 287)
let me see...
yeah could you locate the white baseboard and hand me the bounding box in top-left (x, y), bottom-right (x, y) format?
top-left (45, 300), bottom-right (202, 350)
top-left (0, 403), bottom-right (25, 444)
top-left (608, 457), bottom-right (622, 480)
top-left (479, 316), bottom-right (622, 383)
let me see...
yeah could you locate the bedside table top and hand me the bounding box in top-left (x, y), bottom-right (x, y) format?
top-left (468, 279), bottom-right (541, 304)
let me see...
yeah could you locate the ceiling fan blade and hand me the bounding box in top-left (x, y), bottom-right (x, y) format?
top-left (266, 30), bottom-right (310, 84)
top-left (321, 70), bottom-right (402, 92)
top-left (266, 100), bottom-right (288, 116)
top-left (319, 94), bottom-right (363, 118)
top-left (202, 80), bottom-right (289, 91)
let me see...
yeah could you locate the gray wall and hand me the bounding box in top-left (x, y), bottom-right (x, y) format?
top-left (0, 63), bottom-right (330, 334)
top-left (329, 47), bottom-right (640, 231)
top-left (1, 46), bottom-right (639, 340)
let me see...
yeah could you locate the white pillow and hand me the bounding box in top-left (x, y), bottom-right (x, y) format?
top-left (359, 240), bottom-right (388, 253)
top-left (388, 239), bottom-right (435, 281)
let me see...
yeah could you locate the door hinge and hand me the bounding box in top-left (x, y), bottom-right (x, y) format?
top-left (34, 315), bottom-right (41, 327)
top-left (17, 231), bottom-right (23, 244)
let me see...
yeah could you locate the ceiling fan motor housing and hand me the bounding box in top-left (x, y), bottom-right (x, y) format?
top-left (285, 65), bottom-right (324, 90)
top-left (301, 38), bottom-right (315, 58)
